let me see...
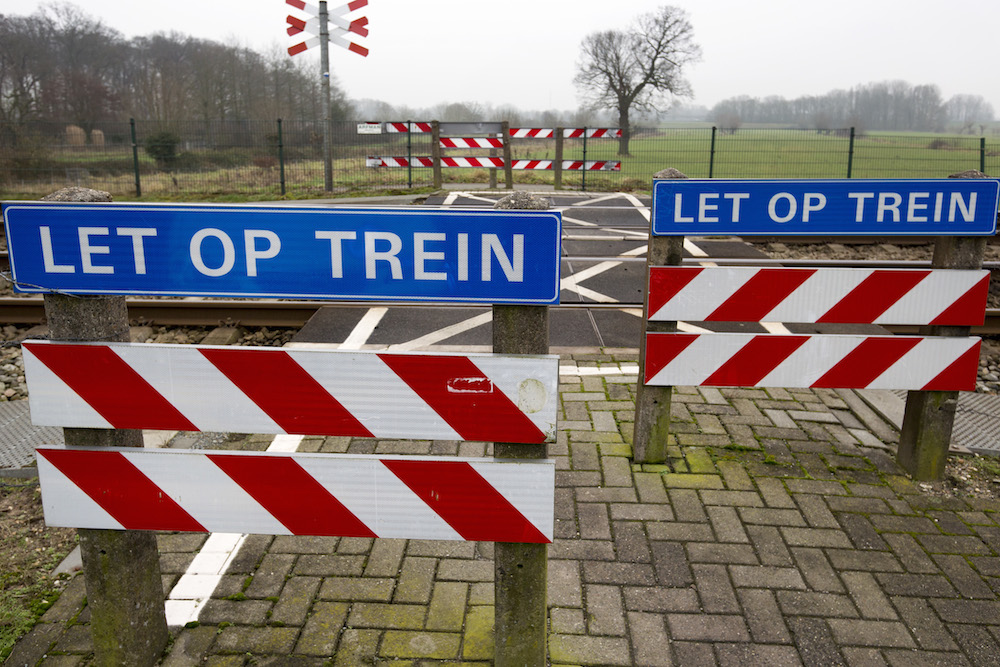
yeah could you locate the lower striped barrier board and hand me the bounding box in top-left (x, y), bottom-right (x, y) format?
top-left (36, 447), bottom-right (555, 543)
top-left (23, 342), bottom-right (558, 443)
top-left (644, 332), bottom-right (981, 390)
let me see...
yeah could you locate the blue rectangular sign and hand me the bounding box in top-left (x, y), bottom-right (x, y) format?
top-left (652, 179), bottom-right (999, 236)
top-left (1, 202), bottom-right (562, 304)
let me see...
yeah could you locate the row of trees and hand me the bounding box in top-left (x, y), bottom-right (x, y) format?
top-left (0, 5), bottom-right (352, 131)
top-left (709, 82), bottom-right (995, 134)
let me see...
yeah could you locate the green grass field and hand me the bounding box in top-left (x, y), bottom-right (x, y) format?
top-left (2, 127), bottom-right (997, 200)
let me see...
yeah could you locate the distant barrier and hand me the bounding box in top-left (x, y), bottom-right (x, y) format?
top-left (1, 119), bottom-right (997, 198)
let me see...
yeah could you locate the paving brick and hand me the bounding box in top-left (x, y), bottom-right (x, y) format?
top-left (651, 541), bottom-right (693, 586)
top-left (715, 643), bottom-right (803, 666)
top-left (425, 581), bottom-right (468, 631)
top-left (708, 505), bottom-right (750, 543)
top-left (296, 601), bottom-right (349, 655)
top-left (781, 526), bottom-right (854, 549)
top-left (776, 590), bottom-right (858, 618)
top-left (841, 647), bottom-right (890, 667)
top-left (756, 477), bottom-right (797, 509)
top-left (379, 631), bottom-right (461, 659)
top-left (716, 460), bottom-right (756, 491)
top-left (670, 488), bottom-right (710, 522)
top-left (437, 558), bottom-right (493, 583)
top-left (394, 557), bottom-right (438, 603)
top-left (363, 538), bottom-right (407, 578)
top-left (932, 554), bottom-right (995, 599)
top-left (787, 616), bottom-right (846, 666)
top-left (827, 620), bottom-right (915, 648)
top-left (648, 522), bottom-right (715, 542)
top-left (883, 533), bottom-right (940, 574)
top-left (738, 507), bottom-right (807, 527)
top-left (876, 573), bottom-right (958, 598)
top-left (870, 514), bottom-right (940, 534)
top-left (269, 576), bottom-right (321, 627)
top-left (602, 455), bottom-right (634, 487)
top-left (738, 588), bottom-right (792, 644)
top-left (578, 502), bottom-right (612, 540)
top-left (612, 521), bottom-right (651, 563)
top-left (294, 554), bottom-right (365, 577)
top-left (667, 614), bottom-right (750, 642)
top-left (916, 534), bottom-right (994, 555)
top-left (693, 564), bottom-right (740, 613)
top-left (548, 634), bottom-right (632, 666)
top-left (791, 547), bottom-right (845, 593)
top-left (583, 560), bottom-right (656, 586)
top-left (746, 524), bottom-right (793, 567)
top-left (348, 602), bottom-right (427, 629)
top-left (891, 597), bottom-right (958, 651)
top-left (585, 584), bottom-right (627, 636)
top-left (930, 599), bottom-right (1000, 624)
top-left (948, 624), bottom-right (1000, 667)
top-left (686, 542), bottom-right (759, 565)
top-left (730, 565), bottom-right (806, 590)
top-left (663, 473), bottom-right (726, 490)
top-left (318, 576), bottom-right (394, 602)
top-left (549, 559), bottom-right (583, 607)
top-left (672, 641), bottom-right (719, 666)
top-left (214, 626), bottom-right (299, 654)
top-left (627, 612), bottom-right (672, 666)
top-left (610, 502), bottom-right (674, 521)
top-left (841, 571), bottom-right (898, 620)
top-left (623, 586), bottom-right (700, 613)
top-left (462, 605), bottom-right (494, 660)
top-left (826, 549), bottom-right (904, 573)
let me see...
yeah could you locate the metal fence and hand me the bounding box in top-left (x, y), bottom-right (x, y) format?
top-left (1, 120), bottom-right (997, 199)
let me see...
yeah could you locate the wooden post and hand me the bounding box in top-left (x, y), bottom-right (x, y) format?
top-left (897, 170), bottom-right (990, 479)
top-left (501, 121), bottom-right (514, 190)
top-left (40, 187), bottom-right (169, 666)
top-left (492, 193), bottom-right (550, 666)
top-left (431, 120), bottom-right (443, 189)
top-left (632, 169), bottom-right (688, 463)
top-left (554, 127), bottom-right (564, 190)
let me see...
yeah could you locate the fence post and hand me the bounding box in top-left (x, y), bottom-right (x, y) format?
top-left (431, 121), bottom-right (443, 189)
top-left (130, 118), bottom-right (141, 197)
top-left (581, 129), bottom-right (588, 192)
top-left (39, 187), bottom-right (169, 665)
top-left (501, 121), bottom-right (514, 189)
top-left (554, 127), bottom-right (564, 190)
top-left (896, 170), bottom-right (989, 480)
top-left (492, 192), bottom-right (550, 666)
top-left (847, 127), bottom-right (856, 178)
top-left (709, 126), bottom-right (717, 178)
top-left (981, 137), bottom-right (986, 174)
top-left (632, 168), bottom-right (687, 463)
top-left (406, 120), bottom-right (413, 189)
top-left (277, 118), bottom-right (286, 196)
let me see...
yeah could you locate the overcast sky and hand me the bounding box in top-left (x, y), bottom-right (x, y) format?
top-left (12, 0), bottom-right (1000, 116)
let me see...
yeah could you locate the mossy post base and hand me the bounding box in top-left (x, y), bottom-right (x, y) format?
top-left (39, 188), bottom-right (168, 667)
top-left (897, 233), bottom-right (986, 480)
top-left (633, 169), bottom-right (689, 464)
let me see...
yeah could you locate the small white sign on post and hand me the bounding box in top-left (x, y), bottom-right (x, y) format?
top-left (357, 122), bottom-right (383, 134)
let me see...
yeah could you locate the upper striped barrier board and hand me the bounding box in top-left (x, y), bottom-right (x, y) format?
top-left (651, 179), bottom-right (1000, 236)
top-left (23, 341), bottom-right (559, 444)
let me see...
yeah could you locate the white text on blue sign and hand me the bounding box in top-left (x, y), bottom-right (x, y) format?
top-left (2, 204), bottom-right (563, 304)
top-left (651, 179), bottom-right (999, 236)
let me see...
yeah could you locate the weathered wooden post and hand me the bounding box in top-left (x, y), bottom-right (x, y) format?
top-left (39, 187), bottom-right (168, 666)
top-left (492, 190), bottom-right (550, 665)
top-left (554, 127), bottom-right (564, 190)
top-left (632, 168), bottom-right (688, 463)
top-left (501, 121), bottom-right (514, 190)
top-left (897, 169), bottom-right (990, 479)
top-left (431, 120), bottom-right (443, 189)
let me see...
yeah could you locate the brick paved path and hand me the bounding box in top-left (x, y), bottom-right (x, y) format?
top-left (12, 350), bottom-right (1000, 666)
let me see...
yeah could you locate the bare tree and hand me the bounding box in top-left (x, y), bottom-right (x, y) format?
top-left (574, 6), bottom-right (700, 155)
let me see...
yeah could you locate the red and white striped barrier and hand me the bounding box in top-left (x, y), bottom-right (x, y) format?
top-left (36, 447), bottom-right (554, 543)
top-left (286, 0), bottom-right (368, 56)
top-left (648, 267), bottom-right (990, 325)
top-left (367, 157), bottom-right (620, 171)
top-left (440, 137), bottom-right (504, 149)
top-left (287, 14), bottom-right (369, 37)
top-left (644, 332), bottom-right (981, 391)
top-left (22, 342), bottom-right (558, 444)
top-left (386, 122), bottom-right (433, 133)
top-left (509, 128), bottom-right (622, 139)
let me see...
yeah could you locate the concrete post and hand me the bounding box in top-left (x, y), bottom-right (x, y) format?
top-left (39, 187), bottom-right (168, 666)
top-left (319, 1), bottom-right (333, 192)
top-left (491, 191), bottom-right (550, 666)
top-left (632, 169), bottom-right (688, 463)
top-left (897, 169), bottom-right (990, 479)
